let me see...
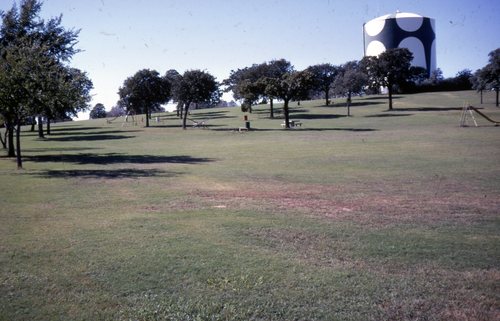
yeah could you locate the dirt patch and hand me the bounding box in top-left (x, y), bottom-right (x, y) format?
top-left (192, 179), bottom-right (499, 227)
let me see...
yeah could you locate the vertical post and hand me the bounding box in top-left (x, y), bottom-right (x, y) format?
top-left (244, 115), bottom-right (250, 129)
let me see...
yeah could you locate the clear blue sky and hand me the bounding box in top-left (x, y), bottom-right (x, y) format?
top-left (2, 0), bottom-right (499, 118)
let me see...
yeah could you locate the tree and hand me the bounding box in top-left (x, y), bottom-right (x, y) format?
top-left (478, 48), bottom-right (500, 106)
top-left (471, 69), bottom-right (488, 104)
top-left (264, 70), bottom-right (314, 128)
top-left (90, 103), bottom-right (107, 119)
top-left (118, 69), bottom-right (171, 127)
top-left (224, 63), bottom-right (267, 113)
top-left (0, 0), bottom-right (90, 169)
top-left (164, 69), bottom-right (182, 117)
top-left (333, 61), bottom-right (367, 116)
top-left (361, 48), bottom-right (413, 110)
top-left (223, 59), bottom-right (292, 118)
top-left (306, 63), bottom-right (339, 106)
top-left (107, 105), bottom-right (126, 118)
top-left (176, 70), bottom-right (220, 129)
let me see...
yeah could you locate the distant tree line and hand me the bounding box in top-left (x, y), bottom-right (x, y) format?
top-left (111, 46), bottom-right (500, 129)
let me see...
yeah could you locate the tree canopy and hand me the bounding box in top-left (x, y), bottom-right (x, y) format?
top-left (90, 103), bottom-right (107, 119)
top-left (264, 69), bottom-right (314, 128)
top-left (477, 48), bottom-right (500, 106)
top-left (0, 0), bottom-right (92, 168)
top-left (361, 48), bottom-right (413, 110)
top-left (223, 59), bottom-right (293, 117)
top-left (117, 69), bottom-right (171, 127)
top-left (306, 63), bottom-right (340, 106)
top-left (333, 60), bottom-right (367, 116)
top-left (176, 69), bottom-right (220, 129)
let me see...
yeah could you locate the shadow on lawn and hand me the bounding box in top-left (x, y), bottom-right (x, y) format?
top-left (50, 126), bottom-right (102, 132)
top-left (48, 134), bottom-right (135, 142)
top-left (23, 147), bottom-right (101, 153)
top-left (365, 113), bottom-right (414, 118)
top-left (25, 153), bottom-right (216, 165)
top-left (189, 111), bottom-right (237, 120)
top-left (215, 127), bottom-right (378, 132)
top-left (47, 129), bottom-right (140, 136)
top-left (288, 113), bottom-right (347, 120)
top-left (391, 107), bottom-right (463, 112)
top-left (317, 101), bottom-right (385, 108)
top-left (29, 168), bottom-right (182, 179)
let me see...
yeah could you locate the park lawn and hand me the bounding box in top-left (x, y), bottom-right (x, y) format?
top-left (0, 90), bottom-right (499, 320)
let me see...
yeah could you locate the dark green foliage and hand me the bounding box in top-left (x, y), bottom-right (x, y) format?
top-left (264, 70), bottom-right (314, 128)
top-left (306, 63), bottom-right (340, 106)
top-left (176, 69), bottom-right (220, 129)
top-left (224, 59), bottom-right (292, 117)
top-left (0, 0), bottom-right (92, 168)
top-left (477, 48), bottom-right (500, 106)
top-left (361, 48), bottom-right (413, 110)
top-left (89, 103), bottom-right (107, 119)
top-left (334, 61), bottom-right (367, 116)
top-left (117, 69), bottom-right (171, 127)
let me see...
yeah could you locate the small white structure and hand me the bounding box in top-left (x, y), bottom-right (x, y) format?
top-left (363, 11), bottom-right (436, 76)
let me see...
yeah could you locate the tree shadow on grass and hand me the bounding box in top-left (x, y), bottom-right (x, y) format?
top-left (50, 126), bottom-right (102, 132)
top-left (288, 113), bottom-right (347, 120)
top-left (189, 111), bottom-right (237, 120)
top-left (317, 101), bottom-right (385, 108)
top-left (247, 128), bottom-right (378, 132)
top-left (391, 107), bottom-right (463, 112)
top-left (22, 147), bottom-right (102, 153)
top-left (28, 168), bottom-right (182, 179)
top-left (24, 153), bottom-right (216, 165)
top-left (48, 134), bottom-right (135, 142)
top-left (47, 130), bottom-right (140, 136)
top-left (365, 113), bottom-right (414, 118)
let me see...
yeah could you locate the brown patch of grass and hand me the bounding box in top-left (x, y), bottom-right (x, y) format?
top-left (192, 179), bottom-right (498, 227)
top-left (377, 268), bottom-right (500, 321)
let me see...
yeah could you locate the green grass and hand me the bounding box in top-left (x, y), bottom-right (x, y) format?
top-left (1, 90), bottom-right (499, 320)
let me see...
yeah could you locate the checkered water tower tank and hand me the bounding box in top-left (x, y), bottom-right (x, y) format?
top-left (363, 12), bottom-right (436, 76)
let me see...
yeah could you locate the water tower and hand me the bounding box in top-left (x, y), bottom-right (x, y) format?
top-left (363, 12), bottom-right (436, 76)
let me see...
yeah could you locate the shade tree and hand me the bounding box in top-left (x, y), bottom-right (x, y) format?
top-left (90, 103), bottom-right (107, 119)
top-left (477, 48), bottom-right (500, 106)
top-left (117, 69), bottom-right (171, 127)
top-left (223, 59), bottom-right (292, 118)
top-left (175, 69), bottom-right (220, 129)
top-left (264, 70), bottom-right (314, 128)
top-left (333, 61), bottom-right (367, 116)
top-left (306, 63), bottom-right (340, 106)
top-left (361, 48), bottom-right (413, 110)
top-left (0, 0), bottom-right (91, 168)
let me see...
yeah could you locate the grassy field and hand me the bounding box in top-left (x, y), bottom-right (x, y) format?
top-left (1, 90), bottom-right (499, 320)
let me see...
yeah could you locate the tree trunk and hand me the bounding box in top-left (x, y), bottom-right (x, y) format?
top-left (270, 98), bottom-right (274, 118)
top-left (30, 117), bottom-right (35, 132)
top-left (182, 103), bottom-right (190, 129)
top-left (347, 92), bottom-right (352, 117)
top-left (387, 85), bottom-right (393, 111)
top-left (15, 121), bottom-right (22, 169)
top-left (176, 102), bottom-right (182, 118)
top-left (0, 127), bottom-right (7, 149)
top-left (480, 90), bottom-right (483, 104)
top-left (283, 99), bottom-right (290, 128)
top-left (325, 89), bottom-right (330, 106)
top-left (7, 122), bottom-right (15, 157)
top-left (496, 88), bottom-right (499, 107)
top-left (37, 116), bottom-right (44, 138)
top-left (145, 107), bottom-right (150, 127)
top-left (46, 118), bottom-right (51, 135)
